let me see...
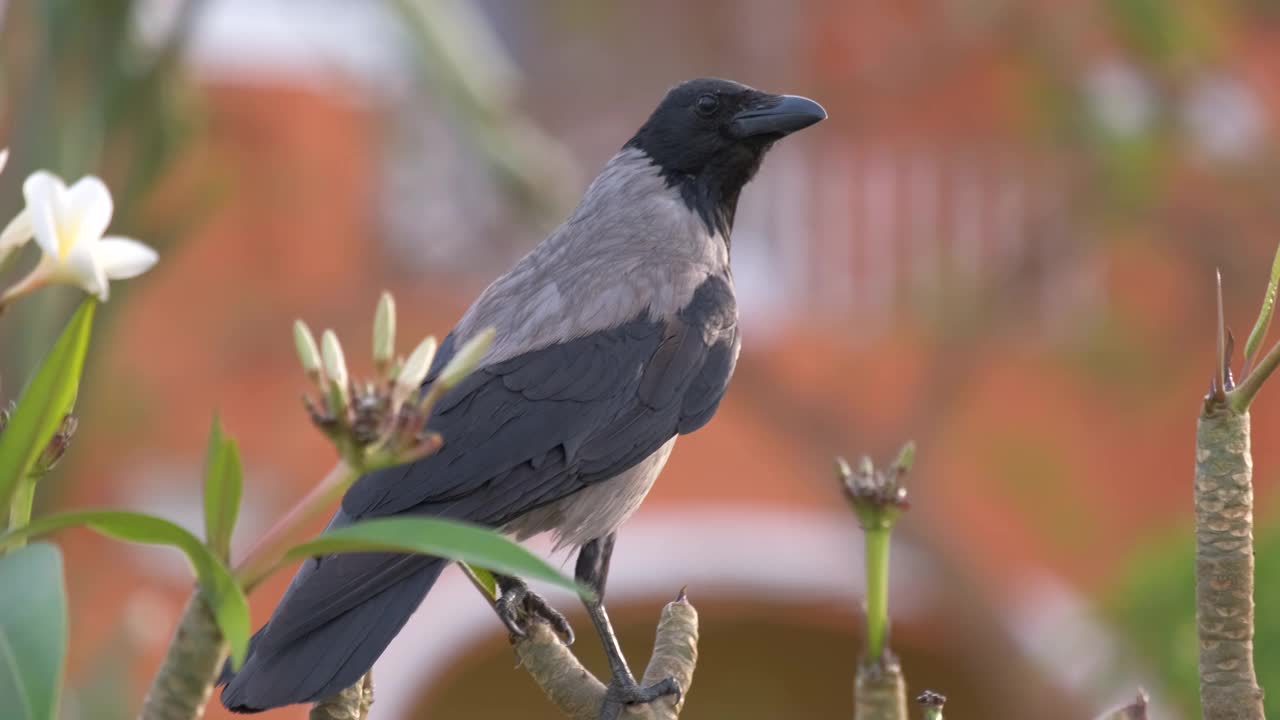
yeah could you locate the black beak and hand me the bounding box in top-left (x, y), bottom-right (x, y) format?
top-left (729, 94), bottom-right (827, 139)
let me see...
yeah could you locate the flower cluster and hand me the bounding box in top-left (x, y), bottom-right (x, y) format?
top-left (292, 291), bottom-right (494, 471)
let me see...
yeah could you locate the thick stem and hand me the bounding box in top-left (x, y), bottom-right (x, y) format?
top-left (234, 461), bottom-right (358, 591)
top-left (863, 528), bottom-right (890, 661)
top-left (139, 593), bottom-right (228, 720)
top-left (514, 620), bottom-right (606, 720)
top-left (507, 596), bottom-right (699, 720)
top-left (854, 653), bottom-right (908, 720)
top-left (1094, 690), bottom-right (1149, 720)
top-left (309, 673), bottom-right (371, 720)
top-left (1194, 407), bottom-right (1266, 720)
top-left (636, 595), bottom-right (699, 718)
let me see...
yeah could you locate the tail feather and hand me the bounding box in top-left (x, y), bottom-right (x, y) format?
top-left (219, 555), bottom-right (446, 713)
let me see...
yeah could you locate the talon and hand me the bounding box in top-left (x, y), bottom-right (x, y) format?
top-left (492, 578), bottom-right (574, 644)
top-left (522, 592), bottom-right (575, 645)
top-left (605, 675), bottom-right (682, 706)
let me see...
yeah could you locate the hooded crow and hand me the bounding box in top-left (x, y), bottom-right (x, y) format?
top-left (219, 77), bottom-right (825, 713)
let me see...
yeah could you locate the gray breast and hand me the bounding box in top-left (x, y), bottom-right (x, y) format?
top-left (503, 437), bottom-right (676, 550)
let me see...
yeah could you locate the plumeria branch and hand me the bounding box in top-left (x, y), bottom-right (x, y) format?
top-left (1196, 265), bottom-right (1268, 720)
top-left (1094, 690), bottom-right (1149, 720)
top-left (837, 445), bottom-right (914, 720)
top-left (461, 563), bottom-right (699, 720)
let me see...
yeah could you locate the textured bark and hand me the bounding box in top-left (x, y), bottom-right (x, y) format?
top-left (854, 652), bottom-right (908, 720)
top-left (139, 593), bottom-right (228, 720)
top-left (512, 596), bottom-right (699, 720)
top-left (1195, 408), bottom-right (1266, 720)
top-left (310, 673), bottom-right (372, 720)
top-left (630, 597), bottom-right (699, 718)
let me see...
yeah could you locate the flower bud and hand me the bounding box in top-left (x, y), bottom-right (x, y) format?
top-left (397, 336), bottom-right (438, 393)
top-left (438, 327), bottom-right (495, 389)
top-left (293, 320), bottom-right (322, 382)
top-left (321, 329), bottom-right (349, 393)
top-left (373, 291), bottom-right (396, 376)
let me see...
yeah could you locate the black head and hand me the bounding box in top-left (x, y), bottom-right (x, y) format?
top-left (625, 78), bottom-right (826, 238)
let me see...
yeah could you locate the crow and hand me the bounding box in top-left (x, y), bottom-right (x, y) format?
top-left (220, 77), bottom-right (825, 713)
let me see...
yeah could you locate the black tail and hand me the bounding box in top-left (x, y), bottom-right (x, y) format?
top-left (218, 553), bottom-right (447, 712)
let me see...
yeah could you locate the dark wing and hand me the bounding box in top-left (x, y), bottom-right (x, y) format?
top-left (342, 275), bottom-right (739, 524)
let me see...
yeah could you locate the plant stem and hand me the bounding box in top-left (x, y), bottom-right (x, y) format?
top-left (1194, 406), bottom-right (1266, 720)
top-left (6, 474), bottom-right (36, 549)
top-left (310, 673), bottom-right (371, 720)
top-left (500, 592), bottom-right (698, 720)
top-left (234, 461), bottom-right (359, 591)
top-left (139, 593), bottom-right (228, 720)
top-left (854, 654), bottom-right (908, 720)
top-left (864, 527), bottom-right (890, 661)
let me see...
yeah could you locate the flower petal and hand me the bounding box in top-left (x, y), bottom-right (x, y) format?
top-left (23, 171), bottom-right (68, 259)
top-left (0, 208), bottom-right (33, 260)
top-left (65, 175), bottom-right (114, 250)
top-left (96, 237), bottom-right (158, 280)
top-left (0, 149), bottom-right (8, 175)
top-left (53, 240), bottom-right (109, 300)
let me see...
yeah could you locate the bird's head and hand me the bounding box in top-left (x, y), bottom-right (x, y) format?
top-left (625, 78), bottom-right (826, 237)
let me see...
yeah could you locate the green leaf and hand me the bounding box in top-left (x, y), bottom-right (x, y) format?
top-left (0, 510), bottom-right (250, 668)
top-left (0, 300), bottom-right (95, 517)
top-left (464, 563), bottom-right (498, 600)
top-left (0, 543), bottom-right (68, 720)
top-left (1245, 242), bottom-right (1280, 367)
top-left (287, 517), bottom-right (587, 598)
top-left (202, 415), bottom-right (243, 563)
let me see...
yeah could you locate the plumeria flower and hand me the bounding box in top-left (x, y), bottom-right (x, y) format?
top-left (0, 170), bottom-right (157, 305)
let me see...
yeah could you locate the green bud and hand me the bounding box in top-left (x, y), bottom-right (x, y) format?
top-left (321, 329), bottom-right (349, 391)
top-left (293, 320), bottom-right (322, 382)
top-left (373, 291), bottom-right (396, 376)
top-left (397, 336), bottom-right (438, 393)
top-left (894, 441), bottom-right (916, 473)
top-left (438, 327), bottom-right (495, 389)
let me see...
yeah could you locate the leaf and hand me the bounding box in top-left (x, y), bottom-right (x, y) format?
top-left (463, 563), bottom-right (498, 600)
top-left (0, 510), bottom-right (250, 668)
top-left (1244, 242), bottom-right (1280, 368)
top-left (287, 517), bottom-right (588, 598)
top-left (202, 415), bottom-right (243, 563)
top-left (0, 543), bottom-right (68, 720)
top-left (0, 300), bottom-right (95, 516)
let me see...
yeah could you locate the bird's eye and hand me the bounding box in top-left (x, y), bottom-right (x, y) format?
top-left (695, 94), bottom-right (719, 116)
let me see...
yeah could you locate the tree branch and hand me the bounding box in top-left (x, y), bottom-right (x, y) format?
top-left (139, 593), bottom-right (228, 720)
top-left (1194, 406), bottom-right (1266, 719)
top-left (511, 594), bottom-right (699, 720)
top-left (1094, 690), bottom-right (1149, 720)
top-left (310, 672), bottom-right (372, 720)
top-left (854, 653), bottom-right (908, 720)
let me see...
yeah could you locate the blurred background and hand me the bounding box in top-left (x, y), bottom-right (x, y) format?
top-left (1, 0), bottom-right (1278, 718)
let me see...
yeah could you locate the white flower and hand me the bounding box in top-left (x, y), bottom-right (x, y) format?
top-left (0, 170), bottom-right (157, 303)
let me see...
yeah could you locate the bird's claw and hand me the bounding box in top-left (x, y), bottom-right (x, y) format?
top-left (607, 676), bottom-right (681, 705)
top-left (600, 676), bottom-right (682, 720)
top-left (494, 582), bottom-right (574, 645)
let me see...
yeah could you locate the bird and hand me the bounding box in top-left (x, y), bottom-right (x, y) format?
top-left (219, 77), bottom-right (825, 713)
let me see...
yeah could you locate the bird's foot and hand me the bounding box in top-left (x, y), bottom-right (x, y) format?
top-left (600, 674), bottom-right (682, 720)
top-left (494, 579), bottom-right (574, 645)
